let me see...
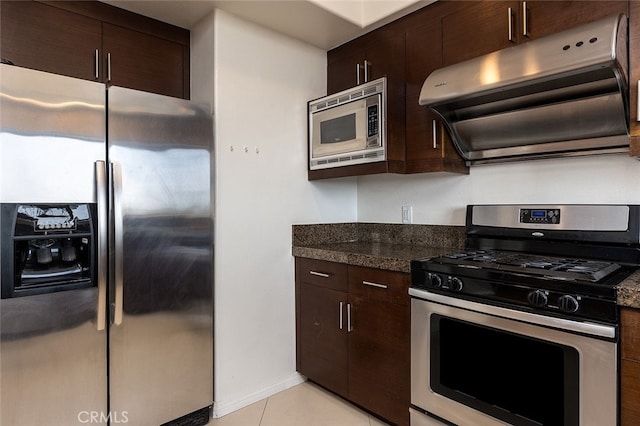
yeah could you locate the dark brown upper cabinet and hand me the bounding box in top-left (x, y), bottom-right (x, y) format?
top-left (0, 1), bottom-right (190, 99)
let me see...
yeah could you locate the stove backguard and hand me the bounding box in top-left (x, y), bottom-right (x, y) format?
top-left (1, 203), bottom-right (96, 298)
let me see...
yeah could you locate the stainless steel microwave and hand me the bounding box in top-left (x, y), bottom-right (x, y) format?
top-left (308, 77), bottom-right (386, 170)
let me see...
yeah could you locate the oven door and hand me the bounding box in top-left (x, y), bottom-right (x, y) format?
top-left (410, 289), bottom-right (618, 426)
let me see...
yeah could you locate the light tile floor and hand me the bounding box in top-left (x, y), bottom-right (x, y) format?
top-left (210, 381), bottom-right (389, 426)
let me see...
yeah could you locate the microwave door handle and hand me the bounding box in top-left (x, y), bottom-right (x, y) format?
top-left (95, 161), bottom-right (108, 331)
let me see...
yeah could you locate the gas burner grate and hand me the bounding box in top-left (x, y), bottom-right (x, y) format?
top-left (438, 250), bottom-right (621, 283)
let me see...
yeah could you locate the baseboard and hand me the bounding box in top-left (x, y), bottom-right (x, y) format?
top-left (212, 373), bottom-right (306, 418)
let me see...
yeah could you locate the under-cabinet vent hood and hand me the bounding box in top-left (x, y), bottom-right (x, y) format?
top-left (419, 14), bottom-right (629, 164)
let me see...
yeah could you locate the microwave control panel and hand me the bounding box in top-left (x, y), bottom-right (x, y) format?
top-left (367, 104), bottom-right (378, 138)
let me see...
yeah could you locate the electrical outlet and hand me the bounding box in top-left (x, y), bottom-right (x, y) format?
top-left (402, 206), bottom-right (413, 224)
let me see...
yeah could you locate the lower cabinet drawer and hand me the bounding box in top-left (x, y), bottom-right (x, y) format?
top-left (348, 265), bottom-right (410, 306)
top-left (296, 257), bottom-right (348, 292)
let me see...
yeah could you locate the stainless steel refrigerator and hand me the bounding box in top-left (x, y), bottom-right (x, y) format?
top-left (0, 64), bottom-right (213, 425)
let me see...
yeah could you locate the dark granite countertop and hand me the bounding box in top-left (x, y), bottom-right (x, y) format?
top-left (292, 223), bottom-right (640, 309)
top-left (292, 222), bottom-right (465, 273)
top-left (292, 241), bottom-right (453, 273)
top-left (617, 269), bottom-right (640, 309)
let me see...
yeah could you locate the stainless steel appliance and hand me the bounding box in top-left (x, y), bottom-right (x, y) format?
top-left (308, 77), bottom-right (386, 170)
top-left (419, 14), bottom-right (629, 164)
top-left (410, 205), bottom-right (640, 426)
top-left (0, 64), bottom-right (213, 425)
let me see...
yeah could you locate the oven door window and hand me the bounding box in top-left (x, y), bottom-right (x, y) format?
top-left (431, 315), bottom-right (579, 426)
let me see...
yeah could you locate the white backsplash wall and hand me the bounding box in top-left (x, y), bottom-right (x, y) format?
top-left (192, 9), bottom-right (358, 418)
top-left (357, 154), bottom-right (640, 225)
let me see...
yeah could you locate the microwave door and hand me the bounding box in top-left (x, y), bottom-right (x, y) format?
top-left (312, 99), bottom-right (368, 158)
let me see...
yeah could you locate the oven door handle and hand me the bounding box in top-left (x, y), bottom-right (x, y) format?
top-left (409, 288), bottom-right (616, 339)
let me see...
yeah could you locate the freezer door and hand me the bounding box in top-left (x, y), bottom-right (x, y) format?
top-left (0, 64), bottom-right (106, 203)
top-left (0, 65), bottom-right (107, 424)
top-left (107, 86), bottom-right (213, 425)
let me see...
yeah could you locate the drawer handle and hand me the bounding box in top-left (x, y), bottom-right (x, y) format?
top-left (363, 280), bottom-right (388, 289)
top-left (310, 271), bottom-right (330, 278)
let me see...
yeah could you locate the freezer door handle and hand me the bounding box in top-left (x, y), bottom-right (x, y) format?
top-left (111, 162), bottom-right (124, 326)
top-left (95, 161), bottom-right (108, 331)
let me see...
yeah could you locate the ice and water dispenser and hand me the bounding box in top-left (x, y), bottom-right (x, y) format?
top-left (1, 204), bottom-right (95, 298)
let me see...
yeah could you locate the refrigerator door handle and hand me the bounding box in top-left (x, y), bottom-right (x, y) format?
top-left (111, 162), bottom-right (124, 326)
top-left (95, 161), bottom-right (108, 331)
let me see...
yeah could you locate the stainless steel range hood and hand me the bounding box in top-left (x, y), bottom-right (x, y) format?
top-left (419, 14), bottom-right (629, 164)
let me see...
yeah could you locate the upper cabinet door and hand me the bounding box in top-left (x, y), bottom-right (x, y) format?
top-left (0, 1), bottom-right (102, 82)
top-left (327, 47), bottom-right (367, 95)
top-left (442, 1), bottom-right (628, 67)
top-left (522, 1), bottom-right (628, 42)
top-left (442, 1), bottom-right (520, 67)
top-left (103, 24), bottom-right (187, 99)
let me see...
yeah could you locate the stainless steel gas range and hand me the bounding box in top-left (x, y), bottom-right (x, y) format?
top-left (409, 205), bottom-right (640, 426)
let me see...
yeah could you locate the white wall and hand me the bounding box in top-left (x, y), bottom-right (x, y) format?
top-left (191, 9), bottom-right (358, 418)
top-left (357, 154), bottom-right (640, 225)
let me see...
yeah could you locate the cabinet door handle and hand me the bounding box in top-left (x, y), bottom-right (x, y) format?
top-left (508, 7), bottom-right (515, 42)
top-left (339, 301), bottom-right (344, 330)
top-left (107, 53), bottom-right (112, 82)
top-left (309, 270), bottom-right (330, 278)
top-left (364, 60), bottom-right (369, 83)
top-left (432, 120), bottom-right (438, 149)
top-left (347, 303), bottom-right (353, 332)
top-left (94, 49), bottom-right (99, 80)
top-left (356, 63), bottom-right (362, 85)
top-left (363, 280), bottom-right (388, 289)
top-left (522, 2), bottom-right (529, 37)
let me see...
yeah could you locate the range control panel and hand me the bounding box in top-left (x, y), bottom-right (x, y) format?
top-left (520, 208), bottom-right (561, 225)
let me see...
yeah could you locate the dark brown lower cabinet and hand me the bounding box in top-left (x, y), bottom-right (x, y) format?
top-left (296, 258), bottom-right (410, 426)
top-left (622, 307), bottom-right (640, 425)
top-left (298, 279), bottom-right (349, 396)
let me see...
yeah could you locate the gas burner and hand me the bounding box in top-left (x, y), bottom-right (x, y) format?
top-left (432, 250), bottom-right (622, 283)
top-left (523, 261), bottom-right (555, 269)
top-left (411, 204), bottom-right (640, 324)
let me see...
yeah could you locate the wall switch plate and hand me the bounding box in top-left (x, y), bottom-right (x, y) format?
top-left (402, 206), bottom-right (413, 224)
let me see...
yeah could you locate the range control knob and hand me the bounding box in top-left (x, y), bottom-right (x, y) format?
top-left (428, 273), bottom-right (442, 288)
top-left (558, 295), bottom-right (580, 313)
top-left (527, 290), bottom-right (548, 307)
top-left (448, 276), bottom-right (464, 292)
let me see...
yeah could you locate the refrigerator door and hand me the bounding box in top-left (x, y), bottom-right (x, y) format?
top-left (107, 86), bottom-right (213, 425)
top-left (0, 65), bottom-right (107, 423)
